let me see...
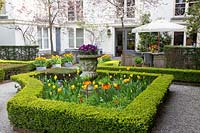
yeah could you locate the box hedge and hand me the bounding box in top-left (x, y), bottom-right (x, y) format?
top-left (7, 70), bottom-right (173, 132)
top-left (97, 66), bottom-right (200, 83)
top-left (0, 60), bottom-right (35, 81)
top-left (0, 68), bottom-right (5, 82)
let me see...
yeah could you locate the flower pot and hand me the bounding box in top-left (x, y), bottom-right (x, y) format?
top-left (64, 62), bottom-right (73, 67)
top-left (52, 64), bottom-right (61, 68)
top-left (135, 63), bottom-right (143, 67)
top-left (77, 55), bottom-right (99, 78)
top-left (36, 66), bottom-right (47, 71)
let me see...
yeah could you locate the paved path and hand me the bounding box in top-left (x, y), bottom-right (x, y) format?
top-left (152, 83), bottom-right (200, 133)
top-left (0, 81), bottom-right (19, 133)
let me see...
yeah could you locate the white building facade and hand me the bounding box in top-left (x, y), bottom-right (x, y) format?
top-left (0, 0), bottom-right (199, 56)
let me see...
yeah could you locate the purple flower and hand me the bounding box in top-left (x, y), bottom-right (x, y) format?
top-left (79, 44), bottom-right (98, 55)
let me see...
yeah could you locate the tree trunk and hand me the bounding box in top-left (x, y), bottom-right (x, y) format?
top-left (48, 0), bottom-right (54, 54)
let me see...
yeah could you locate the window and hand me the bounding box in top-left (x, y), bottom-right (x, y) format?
top-left (174, 32), bottom-right (184, 46)
top-left (69, 28), bottom-right (74, 48)
top-left (76, 29), bottom-right (84, 48)
top-left (116, 0), bottom-right (135, 18)
top-left (68, 28), bottom-right (84, 48)
top-left (127, 0), bottom-right (135, 18)
top-left (175, 0), bottom-right (198, 16)
top-left (68, 0), bottom-right (83, 21)
top-left (37, 27), bottom-right (49, 49)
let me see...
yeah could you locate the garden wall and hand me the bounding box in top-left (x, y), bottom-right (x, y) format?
top-left (164, 46), bottom-right (200, 70)
top-left (0, 46), bottom-right (39, 61)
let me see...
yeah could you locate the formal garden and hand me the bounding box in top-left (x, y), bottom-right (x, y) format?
top-left (0, 44), bottom-right (199, 132)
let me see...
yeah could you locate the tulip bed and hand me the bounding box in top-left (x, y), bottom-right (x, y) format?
top-left (38, 72), bottom-right (154, 109)
top-left (7, 69), bottom-right (173, 132)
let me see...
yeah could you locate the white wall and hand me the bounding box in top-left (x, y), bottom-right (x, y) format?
top-left (0, 24), bottom-right (16, 45)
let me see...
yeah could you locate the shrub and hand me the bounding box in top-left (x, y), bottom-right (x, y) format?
top-left (98, 60), bottom-right (121, 66)
top-left (97, 66), bottom-right (200, 83)
top-left (7, 70), bottom-right (173, 132)
top-left (0, 68), bottom-right (5, 82)
top-left (134, 57), bottom-right (143, 64)
top-left (97, 54), bottom-right (112, 63)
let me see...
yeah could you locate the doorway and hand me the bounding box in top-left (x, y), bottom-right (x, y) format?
top-left (115, 28), bottom-right (135, 56)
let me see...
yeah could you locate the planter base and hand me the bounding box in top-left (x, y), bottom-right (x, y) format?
top-left (36, 67), bottom-right (46, 71)
top-left (52, 64), bottom-right (61, 68)
top-left (80, 71), bottom-right (98, 79)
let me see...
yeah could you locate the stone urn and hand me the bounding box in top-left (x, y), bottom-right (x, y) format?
top-left (77, 55), bottom-right (99, 78)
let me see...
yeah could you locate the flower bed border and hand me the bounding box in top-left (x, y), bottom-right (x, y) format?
top-left (7, 70), bottom-right (173, 132)
top-left (97, 66), bottom-right (200, 83)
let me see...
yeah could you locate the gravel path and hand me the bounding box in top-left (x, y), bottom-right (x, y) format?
top-left (151, 83), bottom-right (200, 133)
top-left (0, 81), bottom-right (19, 133)
top-left (1, 82), bottom-right (200, 133)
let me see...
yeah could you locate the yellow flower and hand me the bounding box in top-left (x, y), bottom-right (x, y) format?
top-left (77, 69), bottom-right (80, 74)
top-left (126, 67), bottom-right (131, 71)
top-left (137, 75), bottom-right (141, 80)
top-left (52, 85), bottom-right (56, 89)
top-left (123, 78), bottom-right (130, 83)
top-left (71, 85), bottom-right (76, 90)
top-left (92, 81), bottom-right (96, 85)
top-left (49, 92), bottom-right (52, 95)
top-left (113, 83), bottom-right (120, 90)
top-left (109, 75), bottom-right (112, 79)
top-left (48, 83), bottom-right (51, 87)
top-left (57, 88), bottom-right (62, 93)
top-left (130, 74), bottom-right (133, 78)
top-left (82, 85), bottom-right (87, 90)
top-left (54, 75), bottom-right (57, 80)
top-left (124, 75), bottom-right (126, 78)
top-left (94, 85), bottom-right (98, 89)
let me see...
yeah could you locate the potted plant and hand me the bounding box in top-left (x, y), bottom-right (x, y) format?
top-left (134, 57), bottom-right (143, 67)
top-left (50, 55), bottom-right (62, 68)
top-left (62, 53), bottom-right (73, 67)
top-left (78, 44), bottom-right (99, 78)
top-left (33, 57), bottom-right (47, 71)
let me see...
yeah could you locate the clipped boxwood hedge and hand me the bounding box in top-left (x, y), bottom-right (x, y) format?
top-left (0, 68), bottom-right (5, 82)
top-left (98, 60), bottom-right (121, 66)
top-left (97, 66), bottom-right (200, 83)
top-left (8, 70), bottom-right (173, 132)
top-left (0, 60), bottom-right (35, 81)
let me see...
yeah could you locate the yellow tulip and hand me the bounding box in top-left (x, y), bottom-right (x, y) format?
top-left (54, 75), bottom-right (57, 80)
top-left (48, 83), bottom-right (51, 87)
top-left (94, 85), bottom-right (98, 89)
top-left (81, 85), bottom-right (87, 90)
top-left (57, 88), bottom-right (62, 93)
top-left (71, 85), bottom-right (76, 90)
top-left (52, 85), bottom-right (56, 89)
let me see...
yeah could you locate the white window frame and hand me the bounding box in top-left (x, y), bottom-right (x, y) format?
top-left (37, 27), bottom-right (50, 50)
top-left (68, 28), bottom-right (84, 48)
top-left (67, 0), bottom-right (83, 21)
top-left (174, 0), bottom-right (198, 17)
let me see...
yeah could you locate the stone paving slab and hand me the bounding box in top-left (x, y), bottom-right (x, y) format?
top-left (151, 83), bottom-right (200, 133)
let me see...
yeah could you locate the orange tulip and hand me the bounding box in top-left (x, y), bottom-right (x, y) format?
top-left (102, 83), bottom-right (111, 90)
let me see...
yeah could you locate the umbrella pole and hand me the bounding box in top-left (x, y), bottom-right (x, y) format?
top-left (158, 32), bottom-right (160, 52)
